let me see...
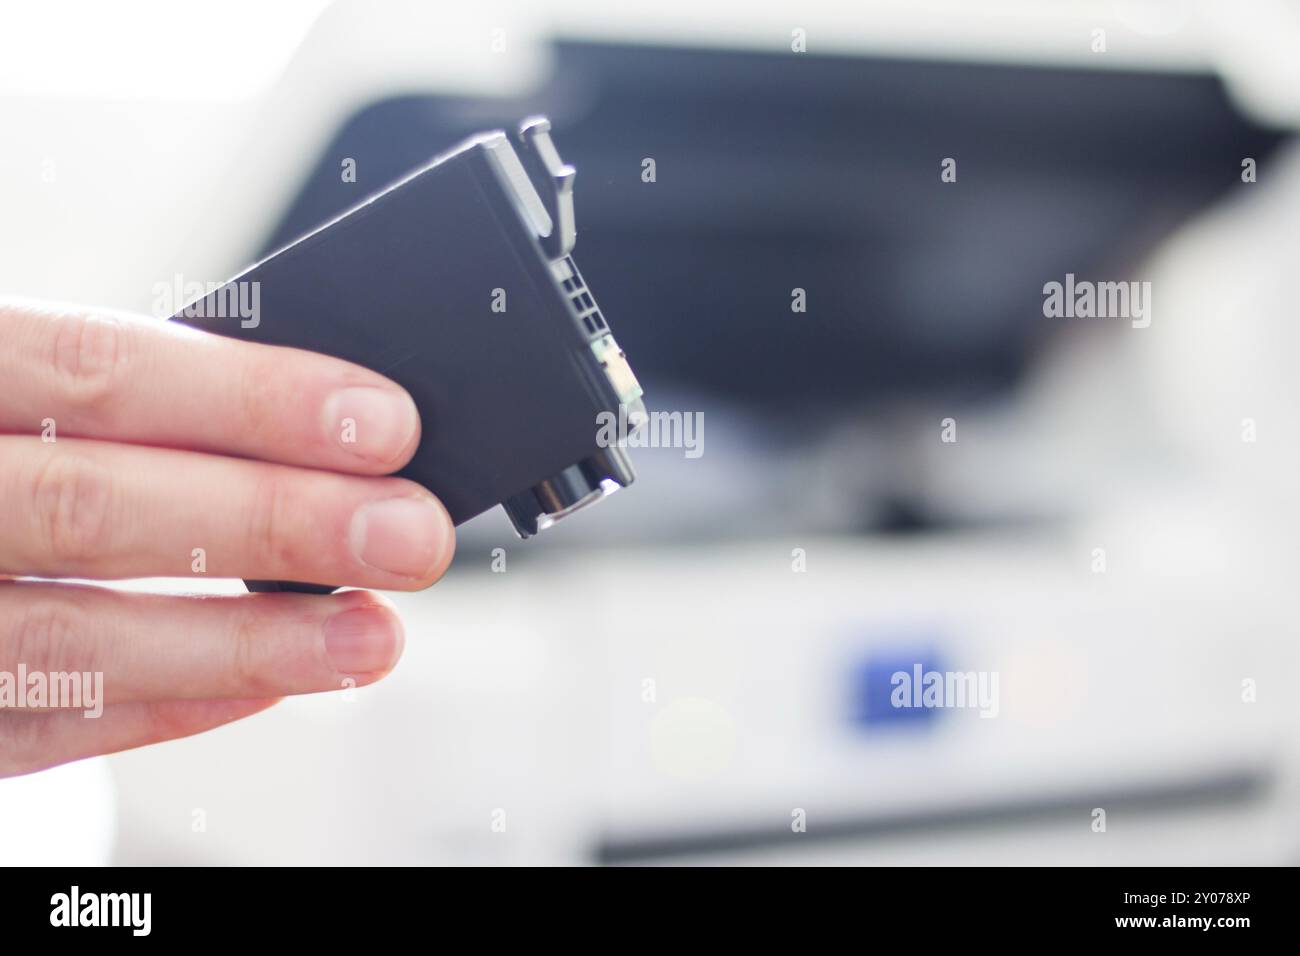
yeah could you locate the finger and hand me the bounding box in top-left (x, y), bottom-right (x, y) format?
top-left (0, 581), bottom-right (404, 705)
top-left (0, 697), bottom-right (278, 779)
top-left (0, 299), bottom-right (420, 475)
top-left (0, 436), bottom-right (455, 589)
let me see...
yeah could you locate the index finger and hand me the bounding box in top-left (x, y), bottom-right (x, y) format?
top-left (0, 299), bottom-right (421, 475)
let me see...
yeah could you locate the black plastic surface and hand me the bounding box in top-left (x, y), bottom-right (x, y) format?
top-left (172, 131), bottom-right (627, 592)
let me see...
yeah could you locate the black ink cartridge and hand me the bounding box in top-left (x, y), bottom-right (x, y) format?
top-left (172, 117), bottom-right (644, 592)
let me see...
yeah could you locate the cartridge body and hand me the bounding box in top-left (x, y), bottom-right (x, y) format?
top-left (171, 119), bottom-right (643, 591)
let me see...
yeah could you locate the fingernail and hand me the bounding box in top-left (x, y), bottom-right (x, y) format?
top-left (323, 386), bottom-right (419, 464)
top-left (323, 604), bottom-right (404, 675)
top-left (349, 496), bottom-right (451, 579)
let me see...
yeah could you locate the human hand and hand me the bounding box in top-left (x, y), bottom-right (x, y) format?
top-left (0, 300), bottom-right (454, 776)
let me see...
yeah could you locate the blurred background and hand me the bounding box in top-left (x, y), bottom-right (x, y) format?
top-left (2, 0), bottom-right (1299, 865)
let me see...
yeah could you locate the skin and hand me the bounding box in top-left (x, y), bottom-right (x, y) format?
top-left (0, 300), bottom-right (455, 777)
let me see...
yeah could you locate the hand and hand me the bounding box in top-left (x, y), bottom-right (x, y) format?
top-left (0, 300), bottom-right (455, 777)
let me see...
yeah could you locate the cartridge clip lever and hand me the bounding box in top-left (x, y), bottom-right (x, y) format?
top-left (517, 116), bottom-right (576, 260)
